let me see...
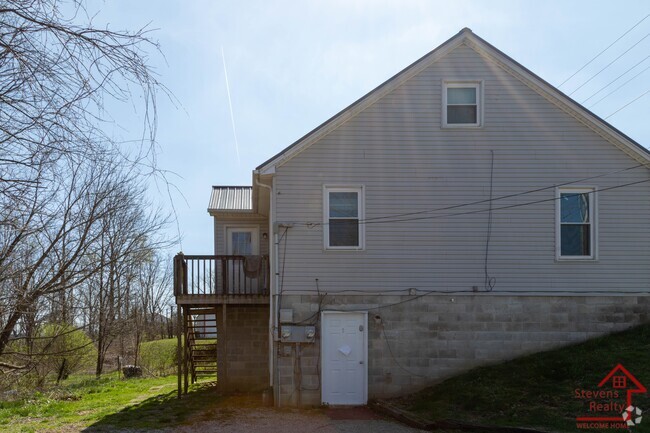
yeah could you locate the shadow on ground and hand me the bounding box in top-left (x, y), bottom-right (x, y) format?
top-left (82, 382), bottom-right (265, 432)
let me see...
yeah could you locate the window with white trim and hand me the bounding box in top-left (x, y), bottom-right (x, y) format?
top-left (443, 81), bottom-right (482, 127)
top-left (557, 187), bottom-right (596, 259)
top-left (324, 186), bottom-right (364, 249)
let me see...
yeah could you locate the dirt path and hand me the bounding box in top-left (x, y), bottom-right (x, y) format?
top-left (168, 406), bottom-right (427, 433)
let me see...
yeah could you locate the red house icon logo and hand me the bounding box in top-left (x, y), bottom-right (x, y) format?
top-left (576, 364), bottom-right (647, 423)
top-left (599, 364), bottom-right (646, 409)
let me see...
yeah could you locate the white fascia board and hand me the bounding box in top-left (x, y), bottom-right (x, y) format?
top-left (255, 34), bottom-right (467, 173)
top-left (257, 165), bottom-right (275, 175)
top-left (464, 35), bottom-right (650, 165)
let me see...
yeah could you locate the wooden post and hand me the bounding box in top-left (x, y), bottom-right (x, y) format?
top-left (221, 257), bottom-right (228, 295)
top-left (183, 309), bottom-right (189, 394)
top-left (176, 306), bottom-right (182, 399)
top-left (222, 303), bottom-right (227, 392)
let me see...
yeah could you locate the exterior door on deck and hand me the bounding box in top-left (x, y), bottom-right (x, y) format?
top-left (225, 227), bottom-right (259, 293)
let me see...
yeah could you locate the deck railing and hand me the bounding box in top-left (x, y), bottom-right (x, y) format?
top-left (173, 254), bottom-right (269, 297)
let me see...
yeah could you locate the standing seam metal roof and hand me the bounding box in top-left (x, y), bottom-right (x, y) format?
top-left (208, 186), bottom-right (252, 211)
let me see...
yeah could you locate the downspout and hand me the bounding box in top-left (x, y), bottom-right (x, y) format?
top-left (271, 177), bottom-right (281, 406)
top-left (254, 172), bottom-right (274, 391)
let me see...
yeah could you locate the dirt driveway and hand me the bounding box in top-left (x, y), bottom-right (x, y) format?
top-left (168, 406), bottom-right (427, 433)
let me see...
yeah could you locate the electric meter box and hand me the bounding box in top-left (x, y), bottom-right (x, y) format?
top-left (280, 325), bottom-right (316, 343)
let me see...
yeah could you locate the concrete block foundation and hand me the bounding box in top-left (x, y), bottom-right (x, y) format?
top-left (216, 304), bottom-right (269, 392)
top-left (273, 294), bottom-right (649, 407)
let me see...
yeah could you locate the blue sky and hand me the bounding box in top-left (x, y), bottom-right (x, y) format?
top-left (88, 0), bottom-right (650, 255)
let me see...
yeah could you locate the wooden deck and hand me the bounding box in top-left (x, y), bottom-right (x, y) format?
top-left (176, 293), bottom-right (269, 305)
top-left (173, 253), bottom-right (270, 398)
top-left (173, 253), bottom-right (270, 303)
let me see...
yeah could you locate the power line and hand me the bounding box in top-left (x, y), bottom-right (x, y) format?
top-left (588, 62), bottom-right (650, 108)
top-left (559, 14), bottom-right (650, 88)
top-left (568, 32), bottom-right (650, 96)
top-left (288, 175), bottom-right (650, 228)
top-left (359, 163), bottom-right (645, 224)
top-left (581, 55), bottom-right (650, 104)
top-left (380, 325), bottom-right (426, 378)
top-left (605, 89), bottom-right (650, 119)
top-left (483, 150), bottom-right (495, 292)
top-left (361, 178), bottom-right (650, 226)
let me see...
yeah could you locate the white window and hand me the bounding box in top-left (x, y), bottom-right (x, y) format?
top-left (556, 187), bottom-right (596, 260)
top-left (225, 227), bottom-right (259, 255)
top-left (324, 186), bottom-right (364, 249)
top-left (443, 81), bottom-right (482, 127)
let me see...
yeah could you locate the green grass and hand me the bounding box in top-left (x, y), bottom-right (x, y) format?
top-left (0, 375), bottom-right (227, 432)
top-left (139, 338), bottom-right (179, 376)
top-left (395, 323), bottom-right (650, 432)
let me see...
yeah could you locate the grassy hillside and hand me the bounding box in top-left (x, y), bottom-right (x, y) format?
top-left (0, 375), bottom-right (197, 432)
top-left (395, 323), bottom-right (650, 432)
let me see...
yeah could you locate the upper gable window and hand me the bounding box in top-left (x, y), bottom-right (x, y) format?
top-left (323, 186), bottom-right (364, 250)
top-left (443, 81), bottom-right (482, 127)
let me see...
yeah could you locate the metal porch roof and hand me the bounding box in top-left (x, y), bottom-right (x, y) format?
top-left (208, 186), bottom-right (252, 212)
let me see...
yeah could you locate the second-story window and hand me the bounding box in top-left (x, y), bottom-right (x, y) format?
top-left (324, 186), bottom-right (364, 249)
top-left (557, 187), bottom-right (596, 259)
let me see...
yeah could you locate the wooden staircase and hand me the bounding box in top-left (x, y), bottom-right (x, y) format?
top-left (185, 307), bottom-right (218, 383)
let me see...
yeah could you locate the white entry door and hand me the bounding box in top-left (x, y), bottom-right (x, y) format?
top-left (226, 227), bottom-right (259, 256)
top-left (225, 227), bottom-right (259, 291)
top-left (321, 311), bottom-right (367, 405)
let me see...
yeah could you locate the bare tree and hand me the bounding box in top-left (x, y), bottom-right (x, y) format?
top-left (0, 0), bottom-right (160, 168)
top-left (131, 254), bottom-right (173, 366)
top-left (86, 171), bottom-right (171, 377)
top-left (0, 1), bottom-right (171, 379)
top-left (0, 159), bottom-right (127, 369)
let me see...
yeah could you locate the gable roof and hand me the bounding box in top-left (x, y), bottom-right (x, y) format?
top-left (208, 186), bottom-right (252, 213)
top-left (597, 363), bottom-right (647, 408)
top-left (598, 363), bottom-right (646, 392)
top-left (256, 28), bottom-right (650, 174)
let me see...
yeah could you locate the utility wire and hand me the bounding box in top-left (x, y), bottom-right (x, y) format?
top-left (483, 150), bottom-right (495, 292)
top-left (380, 325), bottom-right (427, 378)
top-left (605, 89), bottom-right (650, 119)
top-left (354, 164), bottom-right (644, 224)
top-left (588, 63), bottom-right (650, 108)
top-left (581, 55), bottom-right (650, 104)
top-left (291, 164), bottom-right (646, 228)
top-left (361, 178), bottom-right (650, 226)
top-left (289, 176), bottom-right (650, 228)
top-left (283, 288), bottom-right (650, 295)
top-left (559, 14), bottom-right (650, 88)
top-left (309, 287), bottom-right (650, 321)
top-left (569, 32), bottom-right (650, 96)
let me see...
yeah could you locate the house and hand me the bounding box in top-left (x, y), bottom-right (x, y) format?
top-left (173, 28), bottom-right (650, 407)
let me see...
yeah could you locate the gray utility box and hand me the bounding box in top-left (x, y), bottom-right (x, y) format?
top-left (280, 325), bottom-right (316, 343)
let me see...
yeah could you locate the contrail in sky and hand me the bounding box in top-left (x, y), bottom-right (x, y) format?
top-left (221, 46), bottom-right (241, 165)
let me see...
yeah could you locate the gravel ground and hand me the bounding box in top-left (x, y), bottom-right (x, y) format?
top-left (77, 391), bottom-right (428, 433)
top-left (81, 406), bottom-right (427, 433)
top-left (166, 407), bottom-right (428, 433)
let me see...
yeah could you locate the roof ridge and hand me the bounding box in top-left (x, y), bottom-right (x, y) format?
top-left (255, 28), bottom-right (649, 173)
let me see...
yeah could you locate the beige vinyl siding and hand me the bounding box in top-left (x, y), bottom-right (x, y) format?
top-left (273, 43), bottom-right (650, 295)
